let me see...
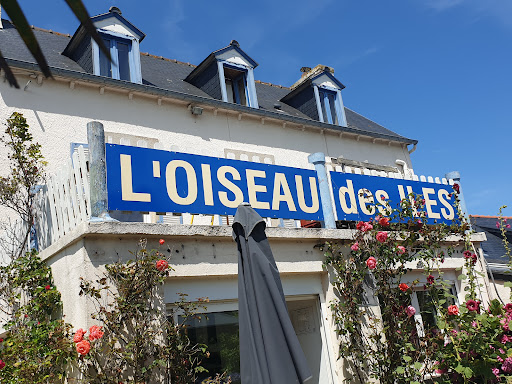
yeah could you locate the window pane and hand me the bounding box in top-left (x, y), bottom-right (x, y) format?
top-left (184, 311), bottom-right (241, 383)
top-left (319, 92), bottom-right (328, 122)
top-left (117, 41), bottom-right (131, 81)
top-left (225, 79), bottom-right (235, 103)
top-left (99, 39), bottom-right (111, 77)
top-left (327, 93), bottom-right (338, 125)
top-left (237, 78), bottom-right (247, 106)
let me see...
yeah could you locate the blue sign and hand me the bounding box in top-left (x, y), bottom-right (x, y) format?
top-left (330, 172), bottom-right (457, 224)
top-left (106, 144), bottom-right (323, 220)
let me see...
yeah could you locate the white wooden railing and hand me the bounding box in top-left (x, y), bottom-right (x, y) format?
top-left (34, 146), bottom-right (90, 250)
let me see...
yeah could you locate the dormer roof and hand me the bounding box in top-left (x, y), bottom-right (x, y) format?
top-left (281, 65), bottom-right (345, 103)
top-left (185, 40), bottom-right (258, 82)
top-left (63, 7), bottom-right (145, 57)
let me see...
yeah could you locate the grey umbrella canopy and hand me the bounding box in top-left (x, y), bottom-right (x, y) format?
top-left (233, 203), bottom-right (312, 384)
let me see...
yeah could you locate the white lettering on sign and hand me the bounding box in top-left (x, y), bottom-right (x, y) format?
top-left (120, 154), bottom-right (151, 202)
top-left (166, 160), bottom-right (198, 205)
top-left (272, 173), bottom-right (297, 211)
top-left (246, 169), bottom-right (270, 209)
top-left (295, 175), bottom-right (319, 214)
top-left (218, 166), bottom-right (244, 208)
top-left (338, 180), bottom-right (358, 214)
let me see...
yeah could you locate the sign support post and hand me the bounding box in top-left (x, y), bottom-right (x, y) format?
top-left (87, 121), bottom-right (115, 222)
top-left (308, 152), bottom-right (336, 229)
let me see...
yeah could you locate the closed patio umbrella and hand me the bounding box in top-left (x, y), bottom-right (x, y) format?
top-left (233, 203), bottom-right (312, 384)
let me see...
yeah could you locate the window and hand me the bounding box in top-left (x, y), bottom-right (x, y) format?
top-left (318, 88), bottom-right (341, 125)
top-left (223, 65), bottom-right (248, 106)
top-left (183, 310), bottom-right (241, 383)
top-left (411, 285), bottom-right (457, 336)
top-left (98, 35), bottom-right (132, 81)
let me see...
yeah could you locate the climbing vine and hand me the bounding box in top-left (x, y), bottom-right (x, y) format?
top-left (323, 191), bottom-right (512, 383)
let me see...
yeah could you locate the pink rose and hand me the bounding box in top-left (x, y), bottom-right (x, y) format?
top-left (376, 231), bottom-right (388, 243)
top-left (76, 340), bottom-right (91, 356)
top-left (366, 256), bottom-right (377, 270)
top-left (45, 285), bottom-right (51, 290)
top-left (89, 325), bottom-right (104, 341)
top-left (350, 242), bottom-right (359, 251)
top-left (356, 221), bottom-right (373, 232)
top-left (397, 246), bottom-right (406, 255)
top-left (406, 305), bottom-right (416, 317)
top-left (447, 305), bottom-right (459, 316)
top-left (73, 328), bottom-right (86, 343)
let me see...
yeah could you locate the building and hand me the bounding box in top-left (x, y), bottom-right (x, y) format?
top-left (470, 215), bottom-right (512, 302)
top-left (0, 8), bottom-right (491, 383)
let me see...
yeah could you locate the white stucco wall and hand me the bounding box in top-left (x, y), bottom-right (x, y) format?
top-left (0, 73), bottom-right (412, 181)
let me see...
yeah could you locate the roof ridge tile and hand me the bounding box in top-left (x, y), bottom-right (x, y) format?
top-left (140, 52), bottom-right (196, 67)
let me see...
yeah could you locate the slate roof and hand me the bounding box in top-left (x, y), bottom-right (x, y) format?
top-left (470, 215), bottom-right (512, 266)
top-left (0, 19), bottom-right (416, 144)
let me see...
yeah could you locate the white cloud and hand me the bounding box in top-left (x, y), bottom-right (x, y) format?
top-left (421, 0), bottom-right (512, 27)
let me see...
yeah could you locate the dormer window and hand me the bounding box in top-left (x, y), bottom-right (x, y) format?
top-left (63, 7), bottom-right (144, 84)
top-left (98, 32), bottom-right (133, 81)
top-left (281, 65), bottom-right (348, 127)
top-left (186, 40), bottom-right (259, 109)
top-left (222, 63), bottom-right (249, 106)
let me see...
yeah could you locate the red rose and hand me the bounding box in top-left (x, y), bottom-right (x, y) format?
top-left (378, 217), bottom-right (390, 227)
top-left (463, 250), bottom-right (472, 258)
top-left (45, 285), bottom-right (51, 290)
top-left (466, 300), bottom-right (480, 313)
top-left (366, 257), bottom-right (377, 270)
top-left (0, 360), bottom-right (5, 369)
top-left (399, 283), bottom-right (410, 292)
top-left (0, 338), bottom-right (3, 343)
top-left (73, 328), bottom-right (86, 343)
top-left (156, 259), bottom-right (169, 272)
top-left (504, 303), bottom-right (512, 313)
top-left (427, 275), bottom-right (435, 285)
top-left (453, 183), bottom-right (460, 193)
top-left (159, 239), bottom-right (165, 245)
top-left (76, 340), bottom-right (91, 356)
top-left (350, 242), bottom-right (359, 251)
top-left (89, 325), bottom-right (104, 340)
top-left (376, 231), bottom-right (388, 243)
top-left (447, 305), bottom-right (459, 316)
top-left (471, 254), bottom-right (477, 264)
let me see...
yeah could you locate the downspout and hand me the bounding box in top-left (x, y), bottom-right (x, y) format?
top-left (408, 143), bottom-right (417, 154)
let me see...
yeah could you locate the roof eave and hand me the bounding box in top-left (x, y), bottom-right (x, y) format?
top-left (6, 58), bottom-right (418, 146)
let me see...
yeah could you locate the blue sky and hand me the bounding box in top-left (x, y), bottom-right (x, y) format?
top-left (5, 0), bottom-right (512, 216)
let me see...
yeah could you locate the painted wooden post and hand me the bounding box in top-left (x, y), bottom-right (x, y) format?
top-left (308, 152), bottom-right (336, 229)
top-left (445, 171), bottom-right (470, 222)
top-left (87, 121), bottom-right (115, 222)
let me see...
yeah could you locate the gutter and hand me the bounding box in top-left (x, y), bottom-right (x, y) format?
top-left (5, 58), bottom-right (418, 146)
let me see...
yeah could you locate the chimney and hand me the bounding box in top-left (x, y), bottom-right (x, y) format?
top-left (291, 64), bottom-right (334, 90)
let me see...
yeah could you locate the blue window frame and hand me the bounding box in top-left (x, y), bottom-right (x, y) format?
top-left (217, 61), bottom-right (259, 108)
top-left (98, 34), bottom-right (133, 81)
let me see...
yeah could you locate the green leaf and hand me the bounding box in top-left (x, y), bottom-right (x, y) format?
top-left (403, 355), bottom-right (412, 362)
top-left (414, 362), bottom-right (422, 370)
top-left (395, 366), bottom-right (405, 374)
top-left (458, 274), bottom-right (467, 280)
top-left (463, 367), bottom-right (473, 378)
top-left (504, 282), bottom-right (512, 288)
